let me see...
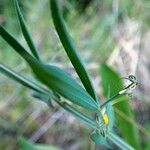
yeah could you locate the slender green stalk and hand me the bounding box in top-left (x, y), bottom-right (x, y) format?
top-left (50, 0), bottom-right (98, 102)
top-left (14, 0), bottom-right (40, 61)
top-left (108, 133), bottom-right (135, 150)
top-left (56, 100), bottom-right (99, 129)
top-left (0, 63), bottom-right (53, 103)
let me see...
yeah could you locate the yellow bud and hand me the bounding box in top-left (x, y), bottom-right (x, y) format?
top-left (103, 114), bottom-right (109, 125)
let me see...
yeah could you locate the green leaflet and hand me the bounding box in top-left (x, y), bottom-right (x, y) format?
top-left (19, 136), bottom-right (61, 150)
top-left (33, 64), bottom-right (99, 110)
top-left (0, 25), bottom-right (99, 111)
top-left (14, 0), bottom-right (40, 60)
top-left (100, 63), bottom-right (140, 149)
top-left (50, 0), bottom-right (98, 101)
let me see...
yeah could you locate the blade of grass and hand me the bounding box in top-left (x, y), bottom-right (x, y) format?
top-left (50, 0), bottom-right (98, 102)
top-left (14, 0), bottom-right (40, 61)
top-left (0, 25), bottom-right (99, 111)
top-left (100, 63), bottom-right (140, 149)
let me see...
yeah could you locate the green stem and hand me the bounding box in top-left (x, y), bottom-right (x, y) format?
top-left (55, 99), bottom-right (99, 129)
top-left (0, 63), bottom-right (49, 95)
top-left (108, 133), bottom-right (135, 150)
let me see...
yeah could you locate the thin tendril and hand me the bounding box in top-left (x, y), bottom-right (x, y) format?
top-left (100, 75), bottom-right (138, 109)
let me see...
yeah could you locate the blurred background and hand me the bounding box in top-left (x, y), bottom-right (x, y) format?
top-left (0, 0), bottom-right (150, 149)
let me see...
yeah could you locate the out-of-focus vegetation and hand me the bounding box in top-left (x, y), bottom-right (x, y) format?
top-left (0, 0), bottom-right (150, 149)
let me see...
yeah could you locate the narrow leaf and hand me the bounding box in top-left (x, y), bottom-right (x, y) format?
top-left (35, 64), bottom-right (99, 110)
top-left (100, 63), bottom-right (140, 149)
top-left (14, 0), bottom-right (40, 60)
top-left (50, 0), bottom-right (98, 101)
top-left (0, 26), bottom-right (99, 111)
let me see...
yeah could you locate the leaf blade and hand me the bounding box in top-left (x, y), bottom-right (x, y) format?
top-left (14, 0), bottom-right (40, 60)
top-left (50, 0), bottom-right (98, 102)
top-left (34, 64), bottom-right (99, 110)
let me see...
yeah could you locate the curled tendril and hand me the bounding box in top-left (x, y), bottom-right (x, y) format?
top-left (119, 75), bottom-right (138, 95)
top-left (121, 75), bottom-right (137, 82)
top-left (100, 75), bottom-right (138, 109)
top-left (129, 75), bottom-right (137, 82)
